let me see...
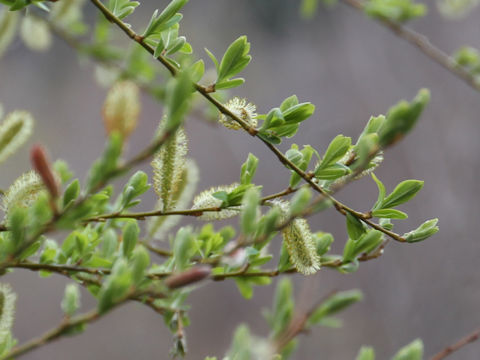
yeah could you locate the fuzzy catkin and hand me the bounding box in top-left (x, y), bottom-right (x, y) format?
top-left (275, 200), bottom-right (320, 275)
top-left (103, 81), bottom-right (140, 139)
top-left (148, 159), bottom-right (199, 239)
top-left (220, 97), bottom-right (257, 130)
top-left (0, 110), bottom-right (34, 164)
top-left (2, 171), bottom-right (45, 216)
top-left (0, 283), bottom-right (16, 333)
top-left (192, 183), bottom-right (241, 221)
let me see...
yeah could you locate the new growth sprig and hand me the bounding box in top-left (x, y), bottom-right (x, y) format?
top-left (2, 0), bottom-right (478, 358)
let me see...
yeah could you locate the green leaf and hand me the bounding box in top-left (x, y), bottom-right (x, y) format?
top-left (63, 179), bottom-right (80, 209)
top-left (164, 70), bottom-right (193, 132)
top-left (346, 212), bottom-right (365, 240)
top-left (215, 78), bottom-right (245, 90)
top-left (308, 289), bottom-right (363, 325)
top-left (371, 173), bottom-right (386, 210)
top-left (235, 278), bottom-right (253, 299)
top-left (290, 187), bottom-right (312, 216)
top-left (173, 227), bottom-right (195, 270)
top-left (315, 163), bottom-right (350, 180)
top-left (372, 208), bottom-right (408, 219)
top-left (315, 233), bottom-right (334, 256)
top-left (217, 36), bottom-right (251, 84)
top-left (98, 258), bottom-right (132, 314)
top-left (392, 339), bottom-right (423, 360)
top-left (319, 134), bottom-right (352, 168)
top-left (119, 171), bottom-right (150, 210)
top-left (267, 278), bottom-right (294, 337)
top-left (143, 0), bottom-right (188, 37)
top-left (240, 153), bottom-right (259, 185)
top-left (300, 0), bottom-right (320, 19)
top-left (356, 346), bottom-right (375, 360)
top-left (282, 102), bottom-right (315, 124)
top-left (204, 47), bottom-right (219, 70)
top-left (364, 0), bottom-right (427, 23)
top-left (122, 222), bottom-right (139, 258)
top-left (130, 245), bottom-right (150, 284)
top-left (280, 95), bottom-right (299, 112)
top-left (62, 284), bottom-right (80, 317)
top-left (404, 218), bottom-right (439, 243)
top-left (379, 89), bottom-right (430, 147)
top-left (380, 180), bottom-right (424, 209)
top-left (240, 187), bottom-right (260, 235)
top-left (189, 59), bottom-right (205, 83)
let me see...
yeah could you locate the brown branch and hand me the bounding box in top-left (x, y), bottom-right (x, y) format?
top-left (430, 328), bottom-right (480, 360)
top-left (1, 309), bottom-right (100, 360)
top-left (340, 0), bottom-right (480, 92)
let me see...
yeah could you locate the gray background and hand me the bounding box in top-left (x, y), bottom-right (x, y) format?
top-left (0, 1), bottom-right (479, 359)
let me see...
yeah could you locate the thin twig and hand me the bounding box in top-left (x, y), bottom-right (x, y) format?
top-left (1, 309), bottom-right (100, 360)
top-left (340, 0), bottom-right (480, 92)
top-left (430, 328), bottom-right (480, 360)
top-left (274, 290), bottom-right (338, 352)
top-left (85, 187), bottom-right (296, 223)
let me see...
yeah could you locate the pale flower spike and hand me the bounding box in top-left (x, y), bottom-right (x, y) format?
top-left (1, 171), bottom-right (45, 216)
top-left (0, 283), bottom-right (17, 333)
top-left (192, 183), bottom-right (241, 221)
top-left (220, 97), bottom-right (257, 130)
top-left (103, 81), bottom-right (140, 140)
top-left (275, 200), bottom-right (321, 275)
top-left (0, 110), bottom-right (34, 164)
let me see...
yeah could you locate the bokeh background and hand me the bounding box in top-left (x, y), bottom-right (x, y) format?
top-left (1, 1), bottom-right (480, 359)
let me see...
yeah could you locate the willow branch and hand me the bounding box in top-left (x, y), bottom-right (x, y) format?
top-left (430, 328), bottom-right (480, 360)
top-left (1, 309), bottom-right (100, 360)
top-left (340, 0), bottom-right (480, 92)
top-left (85, 186), bottom-right (297, 223)
top-left (88, 0), bottom-right (404, 243)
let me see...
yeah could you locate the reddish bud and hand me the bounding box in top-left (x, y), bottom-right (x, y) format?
top-left (164, 266), bottom-right (211, 289)
top-left (30, 145), bottom-right (59, 199)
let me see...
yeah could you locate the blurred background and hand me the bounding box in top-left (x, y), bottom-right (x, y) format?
top-left (1, 0), bottom-right (479, 359)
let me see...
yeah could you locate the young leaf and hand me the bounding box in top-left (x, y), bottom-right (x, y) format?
top-left (379, 89), bottom-right (430, 147)
top-left (319, 135), bottom-right (352, 169)
top-left (143, 0), bottom-right (188, 38)
top-left (371, 208), bottom-right (408, 219)
top-left (240, 187), bottom-right (260, 235)
top-left (356, 346), bottom-right (375, 360)
top-left (380, 180), bottom-right (424, 209)
top-left (392, 339), bottom-right (423, 360)
top-left (346, 212), bottom-right (365, 240)
top-left (308, 289), bottom-right (363, 325)
top-left (240, 153), bottom-right (259, 185)
top-left (61, 284), bottom-right (80, 317)
top-left (217, 36), bottom-right (251, 85)
top-left (404, 218), bottom-right (439, 243)
top-left (371, 173), bottom-right (386, 210)
top-left (122, 222), bottom-right (139, 258)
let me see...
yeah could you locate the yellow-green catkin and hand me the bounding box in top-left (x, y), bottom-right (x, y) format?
top-left (148, 158), bottom-right (199, 239)
top-left (0, 10), bottom-right (19, 58)
top-left (0, 283), bottom-right (16, 333)
top-left (220, 97), bottom-right (257, 130)
top-left (0, 110), bottom-right (34, 164)
top-left (275, 200), bottom-right (320, 275)
top-left (20, 15), bottom-right (52, 52)
top-left (152, 126), bottom-right (188, 212)
top-left (2, 171), bottom-right (45, 216)
top-left (102, 81), bottom-right (140, 140)
top-left (192, 183), bottom-right (241, 221)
